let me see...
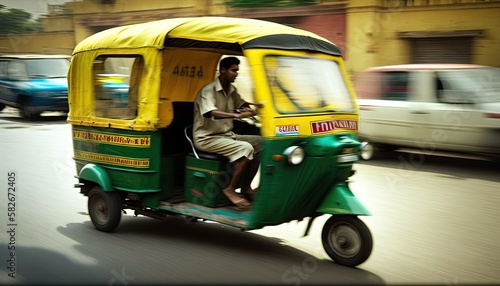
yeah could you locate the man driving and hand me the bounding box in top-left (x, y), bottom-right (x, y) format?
top-left (193, 57), bottom-right (261, 209)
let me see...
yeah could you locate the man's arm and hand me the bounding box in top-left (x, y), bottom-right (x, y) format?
top-left (239, 101), bottom-right (263, 107)
top-left (208, 109), bottom-right (255, 119)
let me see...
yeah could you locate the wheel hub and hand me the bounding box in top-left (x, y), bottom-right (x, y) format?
top-left (97, 204), bottom-right (106, 213)
top-left (337, 236), bottom-right (350, 248)
top-left (331, 224), bottom-right (361, 258)
top-left (360, 142), bottom-right (374, 160)
top-left (91, 197), bottom-right (109, 224)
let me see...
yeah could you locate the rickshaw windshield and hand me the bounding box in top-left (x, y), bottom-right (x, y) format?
top-left (264, 55), bottom-right (355, 114)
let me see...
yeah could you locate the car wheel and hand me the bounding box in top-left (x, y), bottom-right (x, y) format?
top-left (88, 186), bottom-right (122, 232)
top-left (378, 144), bottom-right (398, 152)
top-left (19, 97), bottom-right (41, 119)
top-left (360, 142), bottom-right (374, 160)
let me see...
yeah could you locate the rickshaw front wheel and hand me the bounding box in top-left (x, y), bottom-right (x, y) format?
top-left (88, 186), bottom-right (122, 232)
top-left (321, 215), bottom-right (373, 267)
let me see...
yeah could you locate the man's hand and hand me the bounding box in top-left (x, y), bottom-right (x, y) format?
top-left (236, 107), bottom-right (257, 119)
top-left (210, 108), bottom-right (257, 120)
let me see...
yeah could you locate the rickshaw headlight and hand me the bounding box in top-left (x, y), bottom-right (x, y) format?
top-left (283, 146), bottom-right (304, 165)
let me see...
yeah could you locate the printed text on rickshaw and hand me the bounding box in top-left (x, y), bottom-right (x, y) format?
top-left (311, 120), bottom-right (358, 134)
top-left (73, 130), bottom-right (151, 147)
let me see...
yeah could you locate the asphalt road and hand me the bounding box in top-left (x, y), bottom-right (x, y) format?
top-left (0, 107), bottom-right (499, 285)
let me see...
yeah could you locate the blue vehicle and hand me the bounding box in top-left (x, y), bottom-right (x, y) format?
top-left (0, 54), bottom-right (70, 119)
top-left (95, 74), bottom-right (130, 107)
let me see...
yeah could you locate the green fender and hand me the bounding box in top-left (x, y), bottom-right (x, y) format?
top-left (317, 182), bottom-right (371, 216)
top-left (79, 164), bottom-right (113, 191)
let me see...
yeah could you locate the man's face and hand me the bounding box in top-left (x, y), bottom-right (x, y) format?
top-left (220, 64), bottom-right (239, 83)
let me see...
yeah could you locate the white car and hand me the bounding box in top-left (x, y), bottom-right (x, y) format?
top-left (354, 64), bottom-right (500, 160)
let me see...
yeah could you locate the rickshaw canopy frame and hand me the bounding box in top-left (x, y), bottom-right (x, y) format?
top-left (67, 17), bottom-right (342, 131)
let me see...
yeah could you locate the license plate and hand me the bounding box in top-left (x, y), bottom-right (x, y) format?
top-left (337, 154), bottom-right (358, 163)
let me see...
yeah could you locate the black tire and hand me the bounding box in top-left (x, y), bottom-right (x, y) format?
top-left (322, 215), bottom-right (373, 267)
top-left (19, 97), bottom-right (41, 119)
top-left (88, 186), bottom-right (122, 232)
top-left (0, 103), bottom-right (5, 112)
top-left (377, 144), bottom-right (398, 152)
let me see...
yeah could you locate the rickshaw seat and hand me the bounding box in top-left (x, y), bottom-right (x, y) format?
top-left (183, 125), bottom-right (233, 208)
top-left (184, 125), bottom-right (226, 161)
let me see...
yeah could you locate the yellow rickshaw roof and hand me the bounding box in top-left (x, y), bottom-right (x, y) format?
top-left (68, 17), bottom-right (345, 131)
top-left (73, 17), bottom-right (341, 56)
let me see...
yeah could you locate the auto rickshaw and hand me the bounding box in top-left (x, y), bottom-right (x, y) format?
top-left (68, 17), bottom-right (373, 267)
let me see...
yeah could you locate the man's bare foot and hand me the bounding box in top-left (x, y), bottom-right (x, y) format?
top-left (223, 188), bottom-right (251, 208)
top-left (244, 187), bottom-right (259, 201)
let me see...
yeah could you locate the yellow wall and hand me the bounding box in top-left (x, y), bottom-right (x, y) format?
top-left (41, 15), bottom-right (74, 32)
top-left (64, 0), bottom-right (213, 15)
top-left (347, 0), bottom-right (500, 75)
top-left (2, 0), bottom-right (499, 74)
top-left (0, 32), bottom-right (74, 55)
top-left (66, 0), bottom-right (226, 43)
top-left (0, 0), bottom-right (226, 56)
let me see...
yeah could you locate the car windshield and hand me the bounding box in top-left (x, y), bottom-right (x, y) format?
top-left (25, 58), bottom-right (69, 78)
top-left (264, 55), bottom-right (355, 114)
top-left (438, 68), bottom-right (500, 103)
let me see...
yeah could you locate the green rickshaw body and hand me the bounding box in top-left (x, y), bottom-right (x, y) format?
top-left (69, 17), bottom-right (373, 266)
top-left (73, 128), bottom-right (161, 192)
top-left (247, 133), bottom-right (367, 229)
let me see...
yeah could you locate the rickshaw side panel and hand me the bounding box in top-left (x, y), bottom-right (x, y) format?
top-left (72, 126), bottom-right (164, 194)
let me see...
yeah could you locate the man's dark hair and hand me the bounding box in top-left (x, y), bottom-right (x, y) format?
top-left (220, 56), bottom-right (240, 69)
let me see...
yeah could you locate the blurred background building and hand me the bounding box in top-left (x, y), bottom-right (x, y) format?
top-left (0, 0), bottom-right (499, 76)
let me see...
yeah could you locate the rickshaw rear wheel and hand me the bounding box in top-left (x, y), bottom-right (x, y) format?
top-left (321, 215), bottom-right (373, 267)
top-left (88, 186), bottom-right (122, 232)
